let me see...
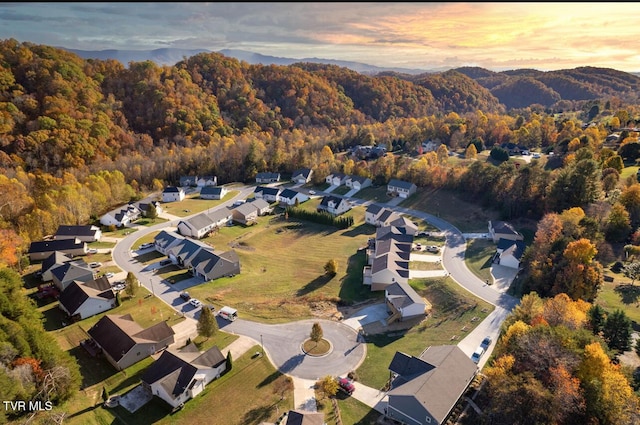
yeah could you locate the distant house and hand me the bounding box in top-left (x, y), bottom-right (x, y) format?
top-left (134, 200), bottom-right (163, 217)
top-left (385, 281), bottom-right (427, 323)
top-left (280, 410), bottom-right (325, 425)
top-left (231, 202), bottom-right (259, 225)
top-left (179, 175), bottom-right (199, 187)
top-left (200, 186), bottom-right (228, 200)
top-left (421, 139), bottom-right (440, 152)
top-left (255, 172), bottom-right (281, 184)
top-left (387, 179), bottom-right (417, 199)
top-left (54, 225), bottom-right (102, 242)
top-left (28, 238), bottom-right (88, 261)
top-left (254, 186), bottom-right (281, 203)
top-left (278, 188), bottom-right (309, 206)
top-left (40, 251), bottom-right (74, 282)
top-left (488, 220), bottom-right (523, 243)
top-left (248, 198), bottom-right (272, 216)
top-left (317, 195), bottom-right (351, 216)
top-left (87, 314), bottom-right (175, 371)
top-left (51, 260), bottom-right (95, 291)
top-left (386, 346), bottom-right (478, 425)
top-left (365, 204), bottom-right (386, 226)
top-left (493, 239), bottom-right (527, 269)
top-left (196, 176), bottom-right (217, 188)
top-left (291, 168), bottom-right (313, 184)
top-left (100, 203), bottom-right (142, 227)
top-left (141, 343), bottom-right (226, 409)
top-left (58, 276), bottom-right (116, 320)
top-left (177, 208), bottom-right (233, 239)
top-left (162, 186), bottom-right (186, 203)
top-left (345, 175), bottom-right (372, 191)
top-left (325, 173), bottom-right (348, 186)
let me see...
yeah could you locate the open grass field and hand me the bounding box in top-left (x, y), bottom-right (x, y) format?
top-left (464, 239), bottom-right (496, 283)
top-left (187, 208), bottom-right (378, 322)
top-left (356, 276), bottom-right (494, 389)
top-left (595, 270), bottom-right (640, 326)
top-left (351, 185), bottom-right (389, 203)
top-left (161, 189), bottom-right (239, 218)
top-left (400, 187), bottom-right (501, 232)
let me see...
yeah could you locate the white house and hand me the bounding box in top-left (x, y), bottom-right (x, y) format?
top-left (387, 179), bottom-right (417, 199)
top-left (345, 175), bottom-right (372, 191)
top-left (317, 195), bottom-right (351, 215)
top-left (141, 343), bottom-right (226, 409)
top-left (278, 188), bottom-right (309, 206)
top-left (385, 281), bottom-right (427, 323)
top-left (291, 168), bottom-right (313, 184)
top-left (494, 239), bottom-right (527, 269)
top-left (255, 172), bottom-right (281, 184)
top-left (325, 173), bottom-right (348, 186)
top-left (200, 186), bottom-right (227, 200)
top-left (58, 276), bottom-right (116, 320)
top-left (177, 208), bottom-right (232, 239)
top-left (54, 225), bottom-right (102, 242)
top-left (162, 186), bottom-right (186, 203)
top-left (254, 186), bottom-right (281, 203)
top-left (488, 220), bottom-right (523, 243)
top-left (196, 176), bottom-right (218, 188)
top-left (100, 204), bottom-right (142, 227)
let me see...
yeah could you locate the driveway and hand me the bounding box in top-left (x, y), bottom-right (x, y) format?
top-left (341, 303), bottom-right (389, 332)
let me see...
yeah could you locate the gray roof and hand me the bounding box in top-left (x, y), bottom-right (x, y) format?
top-left (249, 198), bottom-right (270, 210)
top-left (388, 179), bottom-right (416, 190)
top-left (42, 251), bottom-right (73, 274)
top-left (163, 186), bottom-right (182, 193)
top-left (154, 230), bottom-right (182, 250)
top-left (366, 203), bottom-right (385, 216)
top-left (200, 186), bottom-right (224, 196)
top-left (387, 346), bottom-right (477, 424)
top-left (490, 220), bottom-right (521, 236)
top-left (51, 260), bottom-right (94, 283)
top-left (284, 410), bottom-right (325, 425)
top-left (55, 225), bottom-right (99, 237)
top-left (292, 168), bottom-right (312, 179)
top-left (386, 281), bottom-right (425, 310)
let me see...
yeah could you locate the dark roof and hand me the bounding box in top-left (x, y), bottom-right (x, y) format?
top-left (58, 276), bottom-right (114, 315)
top-left (257, 186), bottom-right (281, 196)
top-left (319, 195), bottom-right (345, 208)
top-left (292, 168), bottom-right (312, 179)
top-left (42, 251), bottom-right (73, 273)
top-left (163, 186), bottom-right (182, 193)
top-left (51, 261), bottom-right (93, 283)
top-left (490, 220), bottom-right (520, 236)
top-left (279, 188), bottom-right (300, 199)
top-left (200, 186), bottom-right (224, 195)
top-left (55, 225), bottom-right (99, 237)
top-left (28, 239), bottom-right (85, 253)
top-left (388, 179), bottom-right (416, 190)
top-left (256, 172), bottom-right (280, 179)
top-left (284, 410), bottom-right (325, 425)
top-left (499, 239), bottom-right (527, 260)
top-left (366, 203), bottom-right (384, 215)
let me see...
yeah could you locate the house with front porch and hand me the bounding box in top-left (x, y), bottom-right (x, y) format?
top-left (317, 195), bottom-right (351, 216)
top-left (87, 314), bottom-right (175, 371)
top-left (345, 175), bottom-right (372, 191)
top-left (325, 173), bottom-right (348, 187)
top-left (141, 343), bottom-right (226, 409)
top-left (388, 179), bottom-right (417, 199)
top-left (196, 176), bottom-right (218, 188)
top-left (278, 188), bottom-right (309, 206)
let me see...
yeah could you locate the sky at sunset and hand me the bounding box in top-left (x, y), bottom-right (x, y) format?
top-left (1, 2), bottom-right (639, 72)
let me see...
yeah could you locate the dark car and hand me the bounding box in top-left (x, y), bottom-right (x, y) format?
top-left (336, 377), bottom-right (355, 395)
top-left (179, 291), bottom-right (191, 301)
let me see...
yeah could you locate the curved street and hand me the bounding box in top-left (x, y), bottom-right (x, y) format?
top-left (109, 183), bottom-right (520, 412)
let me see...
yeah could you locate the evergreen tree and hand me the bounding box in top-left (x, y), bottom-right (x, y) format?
top-left (603, 309), bottom-right (633, 353)
top-left (147, 202), bottom-right (158, 219)
top-left (587, 304), bottom-right (606, 335)
top-left (226, 351), bottom-right (233, 370)
top-left (197, 307), bottom-right (218, 339)
top-left (125, 271), bottom-right (138, 297)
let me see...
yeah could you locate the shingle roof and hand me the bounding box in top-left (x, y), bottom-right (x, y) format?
top-left (55, 225), bottom-right (99, 237)
top-left (58, 276), bottom-right (114, 315)
top-left (28, 239), bottom-right (85, 253)
top-left (388, 179), bottom-right (416, 190)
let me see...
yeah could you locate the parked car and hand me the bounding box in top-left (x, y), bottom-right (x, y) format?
top-left (336, 377), bottom-right (355, 395)
top-left (309, 190), bottom-right (316, 195)
top-left (159, 259), bottom-right (172, 266)
top-left (89, 262), bottom-right (102, 268)
top-left (179, 291), bottom-right (191, 301)
top-left (413, 243), bottom-right (422, 251)
top-left (471, 346), bottom-right (485, 364)
top-left (112, 283), bottom-right (126, 292)
top-left (87, 248), bottom-right (98, 254)
top-left (480, 336), bottom-right (493, 350)
top-left (532, 153), bottom-right (541, 159)
top-left (104, 272), bottom-right (115, 279)
top-left (189, 298), bottom-right (202, 308)
top-left (426, 245), bottom-right (440, 253)
top-left (139, 242), bottom-right (154, 249)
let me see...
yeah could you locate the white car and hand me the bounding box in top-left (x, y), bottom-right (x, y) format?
top-left (89, 262), bottom-right (102, 268)
top-left (189, 298), bottom-right (202, 308)
top-left (104, 272), bottom-right (115, 279)
top-left (139, 242), bottom-right (154, 250)
top-left (87, 248), bottom-right (98, 254)
top-left (309, 190), bottom-right (316, 195)
top-left (112, 282), bottom-right (126, 292)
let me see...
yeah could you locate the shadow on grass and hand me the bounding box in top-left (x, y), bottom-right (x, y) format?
top-left (362, 331), bottom-right (408, 348)
top-left (115, 396), bottom-right (172, 424)
top-left (40, 303), bottom-right (68, 331)
top-left (69, 347), bottom-right (117, 388)
top-left (241, 402), bottom-right (278, 425)
top-left (257, 370), bottom-right (281, 388)
top-left (614, 284), bottom-right (640, 304)
top-left (338, 251), bottom-right (383, 304)
top-left (297, 274), bottom-right (333, 296)
top-left (340, 224), bottom-right (375, 238)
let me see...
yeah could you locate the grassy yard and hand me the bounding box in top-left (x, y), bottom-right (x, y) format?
top-left (317, 393), bottom-right (381, 425)
top-left (332, 185), bottom-right (351, 195)
top-left (161, 189), bottom-right (239, 218)
top-left (409, 261), bottom-right (444, 271)
top-left (189, 208), bottom-right (377, 322)
top-left (356, 276), bottom-right (494, 390)
top-left (595, 271), bottom-right (640, 326)
top-left (352, 185), bottom-right (389, 203)
top-left (399, 187), bottom-right (501, 232)
top-left (464, 239), bottom-right (496, 284)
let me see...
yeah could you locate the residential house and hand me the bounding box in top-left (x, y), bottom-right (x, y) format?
top-left (87, 314), bottom-right (175, 371)
top-left (196, 176), bottom-right (218, 188)
top-left (200, 186), bottom-right (227, 200)
top-left (179, 175), bottom-right (199, 187)
top-left (54, 225), bottom-right (102, 242)
top-left (421, 139), bottom-right (440, 152)
top-left (363, 225), bottom-right (413, 291)
top-left (365, 204), bottom-right (386, 226)
top-left (388, 216), bottom-right (419, 236)
top-left (493, 239), bottom-right (527, 269)
top-left (51, 260), bottom-right (95, 291)
top-left (345, 175), bottom-right (372, 191)
top-left (177, 208), bottom-right (232, 239)
top-left (248, 198), bottom-right (272, 215)
top-left (155, 231), bottom-right (240, 281)
top-left (134, 200), bottom-right (163, 217)
top-left (28, 238), bottom-right (88, 262)
top-left (387, 179), bottom-right (417, 199)
top-left (386, 346), bottom-right (477, 425)
top-left (231, 202), bottom-right (259, 225)
top-left (255, 172), bottom-right (281, 184)
top-left (100, 203), bottom-right (142, 227)
top-left (488, 220), bottom-right (523, 243)
top-left (291, 168), bottom-right (313, 184)
top-left (58, 276), bottom-right (116, 320)
top-left (278, 188), bottom-right (309, 206)
top-left (280, 410), bottom-right (326, 425)
top-left (385, 281), bottom-right (428, 323)
top-left (141, 343), bottom-right (227, 409)
top-left (40, 251), bottom-right (74, 282)
top-left (162, 186), bottom-right (186, 203)
top-left (254, 186), bottom-right (281, 203)
top-left (325, 173), bottom-right (347, 187)
top-left (317, 195), bottom-right (351, 216)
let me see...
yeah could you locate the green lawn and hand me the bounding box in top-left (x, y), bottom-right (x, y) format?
top-left (317, 393), bottom-right (380, 425)
top-left (162, 189), bottom-right (239, 218)
top-left (399, 187), bottom-right (501, 232)
top-left (352, 185), bottom-right (389, 203)
top-left (464, 239), bottom-right (496, 284)
top-left (595, 272), bottom-right (640, 325)
top-left (356, 276), bottom-right (494, 389)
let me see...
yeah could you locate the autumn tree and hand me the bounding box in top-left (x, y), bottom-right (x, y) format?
top-left (324, 259), bottom-right (338, 276)
top-left (316, 375), bottom-right (339, 399)
top-left (197, 306), bottom-right (218, 339)
top-left (310, 322), bottom-right (323, 343)
top-left (623, 261), bottom-right (640, 285)
top-left (605, 202), bottom-right (632, 242)
top-left (146, 202), bottom-right (158, 220)
top-left (464, 143), bottom-right (477, 159)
